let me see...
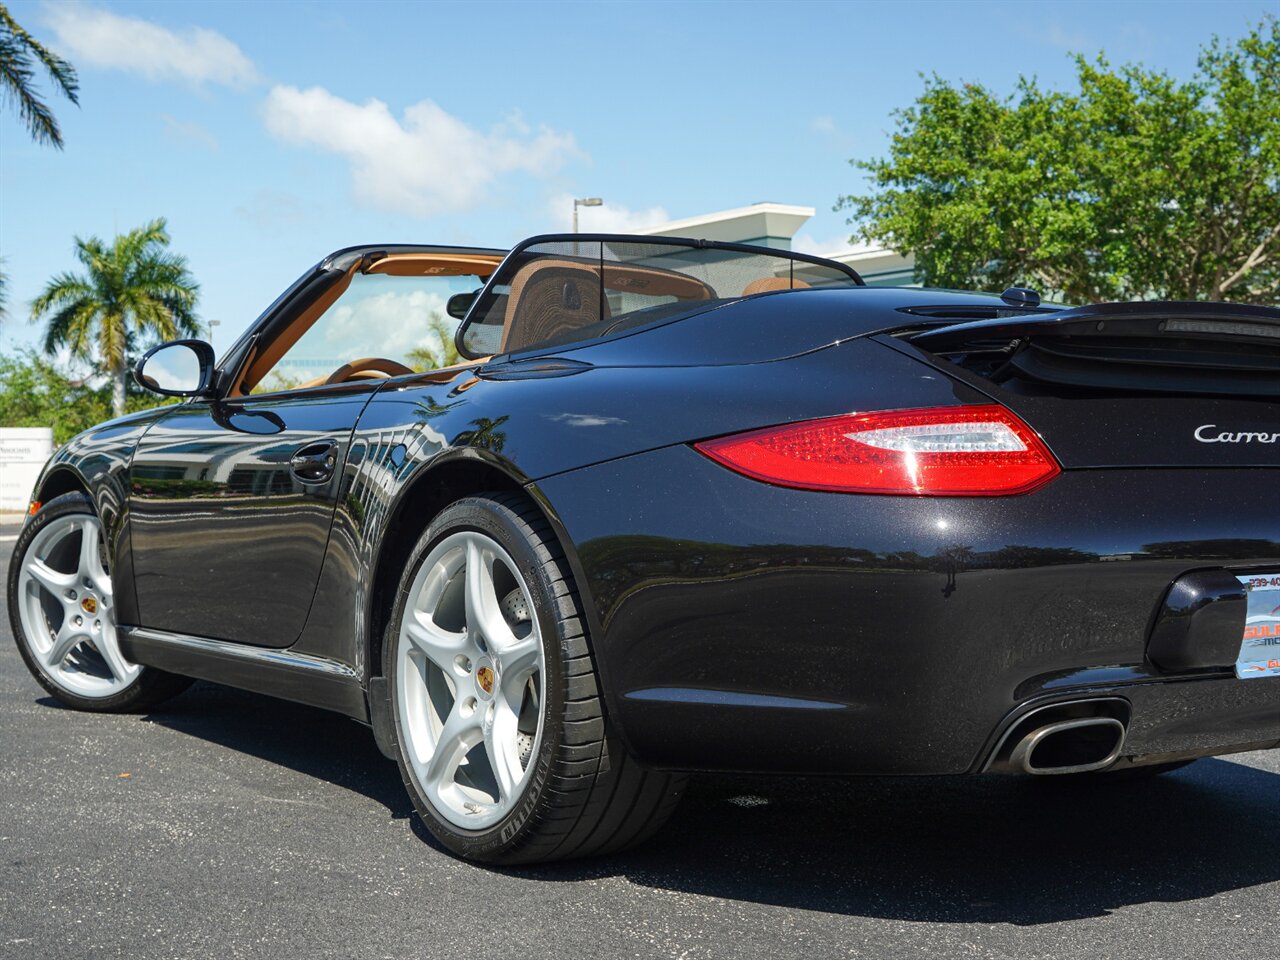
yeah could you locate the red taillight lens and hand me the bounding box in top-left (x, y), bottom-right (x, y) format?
top-left (694, 405), bottom-right (1060, 496)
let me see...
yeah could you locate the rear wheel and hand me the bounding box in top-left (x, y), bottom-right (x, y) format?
top-left (385, 492), bottom-right (685, 864)
top-left (7, 493), bottom-right (193, 712)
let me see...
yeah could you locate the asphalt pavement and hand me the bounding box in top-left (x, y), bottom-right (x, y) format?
top-left (2, 526), bottom-right (1278, 959)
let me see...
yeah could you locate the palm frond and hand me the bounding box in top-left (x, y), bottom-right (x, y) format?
top-left (30, 271), bottom-right (92, 318)
top-left (0, 4), bottom-right (79, 148)
top-left (41, 298), bottom-right (96, 359)
top-left (34, 219), bottom-right (200, 393)
top-left (0, 6), bottom-right (77, 102)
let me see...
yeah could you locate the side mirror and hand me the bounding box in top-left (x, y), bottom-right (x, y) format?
top-left (134, 339), bottom-right (217, 397)
top-left (447, 291), bottom-right (480, 320)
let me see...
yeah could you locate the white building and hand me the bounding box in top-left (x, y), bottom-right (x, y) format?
top-left (0, 428), bottom-right (54, 513)
top-left (635, 202), bottom-right (915, 286)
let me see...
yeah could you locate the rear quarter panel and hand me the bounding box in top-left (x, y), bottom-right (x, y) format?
top-left (538, 445), bottom-right (1280, 774)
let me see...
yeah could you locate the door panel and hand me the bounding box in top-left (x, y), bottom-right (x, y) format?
top-left (128, 384), bottom-right (380, 647)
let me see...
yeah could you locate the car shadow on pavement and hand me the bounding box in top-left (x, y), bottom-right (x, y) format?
top-left (124, 680), bottom-right (415, 819)
top-left (124, 681), bottom-right (1280, 925)
top-left (520, 758), bottom-right (1280, 925)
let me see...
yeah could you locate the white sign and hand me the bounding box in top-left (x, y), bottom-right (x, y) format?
top-left (0, 428), bottom-right (54, 512)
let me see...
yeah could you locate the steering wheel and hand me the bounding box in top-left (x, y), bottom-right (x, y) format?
top-left (324, 357), bottom-right (414, 385)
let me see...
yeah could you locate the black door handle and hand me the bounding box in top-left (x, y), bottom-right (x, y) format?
top-left (290, 440), bottom-right (339, 483)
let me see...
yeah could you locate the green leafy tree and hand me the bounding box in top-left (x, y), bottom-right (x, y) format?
top-left (407, 314), bottom-right (461, 371)
top-left (31, 218), bottom-right (200, 419)
top-left (839, 18), bottom-right (1280, 304)
top-left (0, 350), bottom-right (172, 444)
top-left (252, 370), bottom-right (301, 394)
top-left (0, 2), bottom-right (78, 148)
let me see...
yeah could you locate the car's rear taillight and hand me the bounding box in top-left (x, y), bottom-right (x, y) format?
top-left (694, 405), bottom-right (1061, 496)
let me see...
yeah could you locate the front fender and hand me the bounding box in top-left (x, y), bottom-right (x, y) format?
top-left (29, 407), bottom-right (175, 624)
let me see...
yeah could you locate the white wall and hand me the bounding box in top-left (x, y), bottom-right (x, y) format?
top-left (0, 428), bottom-right (54, 512)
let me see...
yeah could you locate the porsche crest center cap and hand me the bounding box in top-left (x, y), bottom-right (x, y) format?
top-left (477, 666), bottom-right (495, 695)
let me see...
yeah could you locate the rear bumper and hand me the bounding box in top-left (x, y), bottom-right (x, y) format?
top-left (982, 675), bottom-right (1280, 773)
top-left (535, 446), bottom-right (1280, 775)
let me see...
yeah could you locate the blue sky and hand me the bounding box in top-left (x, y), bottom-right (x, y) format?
top-left (1, 0), bottom-right (1273, 358)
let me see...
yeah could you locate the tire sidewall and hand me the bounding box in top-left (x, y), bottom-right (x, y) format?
top-left (6, 492), bottom-right (149, 711)
top-left (385, 496), bottom-right (568, 861)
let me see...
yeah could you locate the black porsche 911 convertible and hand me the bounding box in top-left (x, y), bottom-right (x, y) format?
top-left (7, 234), bottom-right (1280, 863)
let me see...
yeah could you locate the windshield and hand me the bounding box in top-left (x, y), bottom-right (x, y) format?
top-left (458, 236), bottom-right (861, 357)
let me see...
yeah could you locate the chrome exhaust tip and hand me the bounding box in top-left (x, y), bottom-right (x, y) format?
top-left (1010, 716), bottom-right (1126, 775)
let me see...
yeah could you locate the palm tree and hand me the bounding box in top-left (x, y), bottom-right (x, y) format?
top-left (0, 3), bottom-right (79, 149)
top-left (32, 218), bottom-right (200, 418)
top-left (407, 315), bottom-right (461, 371)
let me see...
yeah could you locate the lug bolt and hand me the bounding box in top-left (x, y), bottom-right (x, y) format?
top-left (94, 620), bottom-right (101, 630)
top-left (66, 589), bottom-right (77, 601)
top-left (73, 615), bottom-right (83, 626)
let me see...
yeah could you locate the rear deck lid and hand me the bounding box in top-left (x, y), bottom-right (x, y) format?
top-left (899, 301), bottom-right (1280, 468)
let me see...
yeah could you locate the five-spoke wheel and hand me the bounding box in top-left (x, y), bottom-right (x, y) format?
top-left (7, 493), bottom-right (192, 712)
top-left (396, 530), bottom-right (546, 829)
top-left (15, 509), bottom-right (139, 697)
top-left (385, 494), bottom-right (686, 863)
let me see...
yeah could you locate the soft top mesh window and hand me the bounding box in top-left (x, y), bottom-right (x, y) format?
top-left (458, 237), bottom-right (860, 357)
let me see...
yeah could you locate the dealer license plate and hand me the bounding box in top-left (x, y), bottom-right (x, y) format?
top-left (1236, 574), bottom-right (1280, 679)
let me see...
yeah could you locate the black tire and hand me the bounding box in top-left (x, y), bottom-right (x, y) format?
top-left (384, 492), bottom-right (686, 864)
top-left (7, 492), bottom-right (194, 713)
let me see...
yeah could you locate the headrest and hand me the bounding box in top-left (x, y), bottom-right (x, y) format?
top-left (743, 276), bottom-right (811, 295)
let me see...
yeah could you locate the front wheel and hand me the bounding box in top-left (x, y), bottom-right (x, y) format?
top-left (7, 493), bottom-right (192, 712)
top-left (385, 493), bottom-right (685, 864)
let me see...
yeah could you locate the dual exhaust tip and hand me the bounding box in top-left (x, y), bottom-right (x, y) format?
top-left (989, 699), bottom-right (1128, 775)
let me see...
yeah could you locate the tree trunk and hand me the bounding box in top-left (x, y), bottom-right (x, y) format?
top-left (112, 362), bottom-right (127, 419)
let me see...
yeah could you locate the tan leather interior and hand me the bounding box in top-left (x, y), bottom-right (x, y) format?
top-left (413, 357), bottom-right (492, 381)
top-left (324, 356), bottom-right (414, 385)
top-left (498, 258), bottom-right (716, 354)
top-left (599, 263), bottom-right (715, 300)
top-left (364, 253), bottom-right (502, 277)
top-left (743, 276), bottom-right (811, 295)
top-left (500, 260), bottom-right (608, 353)
top-left (234, 260), bottom-right (361, 396)
top-left (233, 252), bottom-right (502, 395)
top-left (294, 356), bottom-right (490, 390)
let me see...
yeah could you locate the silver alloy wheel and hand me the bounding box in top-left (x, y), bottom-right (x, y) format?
top-left (16, 512), bottom-right (141, 698)
top-left (396, 530), bottom-right (546, 830)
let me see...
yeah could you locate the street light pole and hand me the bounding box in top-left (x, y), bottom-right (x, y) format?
top-left (572, 197), bottom-right (603, 233)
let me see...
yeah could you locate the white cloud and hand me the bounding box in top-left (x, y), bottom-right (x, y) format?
top-left (811, 116), bottom-right (836, 135)
top-left (545, 413), bottom-right (627, 427)
top-left (45, 3), bottom-right (260, 88)
top-left (263, 85), bottom-right (579, 218)
top-left (159, 114), bottom-right (219, 151)
top-left (546, 193), bottom-right (669, 233)
top-left (323, 289), bottom-right (451, 360)
top-left (792, 232), bottom-right (861, 257)
top-left (1044, 23), bottom-right (1094, 52)
top-left (271, 288), bottom-right (452, 383)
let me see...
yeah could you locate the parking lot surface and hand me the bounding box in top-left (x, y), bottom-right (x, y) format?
top-left (2, 528), bottom-right (1278, 959)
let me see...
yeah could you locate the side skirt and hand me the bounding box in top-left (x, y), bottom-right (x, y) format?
top-left (118, 626), bottom-right (368, 721)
